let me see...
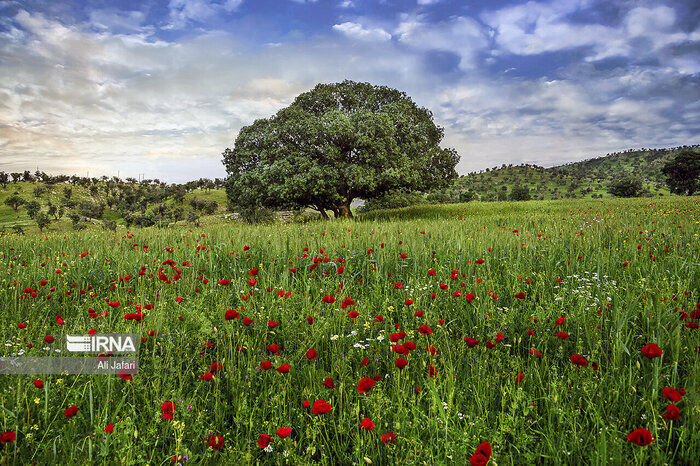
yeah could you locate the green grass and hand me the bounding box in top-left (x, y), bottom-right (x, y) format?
top-left (0, 197), bottom-right (698, 464)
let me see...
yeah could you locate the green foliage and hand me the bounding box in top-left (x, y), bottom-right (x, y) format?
top-left (78, 200), bottom-right (105, 219)
top-left (237, 206), bottom-right (276, 224)
top-left (4, 194), bottom-right (25, 211)
top-left (661, 149), bottom-right (699, 195)
top-left (223, 80), bottom-right (459, 218)
top-left (35, 211), bottom-right (50, 231)
top-left (24, 200), bottom-right (41, 219)
top-left (459, 190), bottom-right (476, 202)
top-left (360, 189), bottom-right (425, 212)
top-left (186, 210), bottom-right (200, 226)
top-left (33, 185), bottom-right (47, 197)
top-left (102, 219), bottom-right (117, 231)
top-left (509, 185), bottom-right (531, 201)
top-left (607, 176), bottom-right (645, 198)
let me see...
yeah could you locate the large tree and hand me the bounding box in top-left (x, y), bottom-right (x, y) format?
top-left (661, 149), bottom-right (699, 196)
top-left (222, 80), bottom-right (459, 218)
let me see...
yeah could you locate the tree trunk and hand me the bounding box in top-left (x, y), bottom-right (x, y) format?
top-left (317, 207), bottom-right (329, 219)
top-left (336, 200), bottom-right (353, 218)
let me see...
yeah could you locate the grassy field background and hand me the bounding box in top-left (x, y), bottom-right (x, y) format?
top-left (0, 197), bottom-right (698, 464)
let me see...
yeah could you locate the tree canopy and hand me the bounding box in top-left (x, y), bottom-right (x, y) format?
top-left (607, 176), bottom-right (645, 198)
top-left (222, 80), bottom-right (459, 218)
top-left (661, 149), bottom-right (699, 196)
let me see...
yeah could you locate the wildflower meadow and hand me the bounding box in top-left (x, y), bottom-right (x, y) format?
top-left (0, 197), bottom-right (698, 465)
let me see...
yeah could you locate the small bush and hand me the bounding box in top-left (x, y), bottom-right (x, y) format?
top-left (359, 190), bottom-right (425, 212)
top-left (238, 206), bottom-right (276, 224)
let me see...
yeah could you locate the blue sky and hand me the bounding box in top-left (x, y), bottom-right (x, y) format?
top-left (1, 0), bottom-right (698, 182)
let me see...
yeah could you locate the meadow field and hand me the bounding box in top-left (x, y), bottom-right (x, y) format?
top-left (0, 197), bottom-right (698, 465)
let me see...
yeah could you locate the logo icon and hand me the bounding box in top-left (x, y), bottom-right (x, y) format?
top-left (66, 335), bottom-right (92, 352)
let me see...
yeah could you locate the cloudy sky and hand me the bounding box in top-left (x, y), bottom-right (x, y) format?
top-left (1, 0), bottom-right (698, 183)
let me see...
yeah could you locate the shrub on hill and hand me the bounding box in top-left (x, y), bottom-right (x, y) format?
top-left (607, 176), bottom-right (645, 198)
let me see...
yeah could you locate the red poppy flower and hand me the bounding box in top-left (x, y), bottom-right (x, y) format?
top-left (312, 399), bottom-right (332, 415)
top-left (485, 340), bottom-right (496, 349)
top-left (258, 433), bottom-right (273, 449)
top-left (627, 428), bottom-right (653, 446)
top-left (17, 323), bottom-right (27, 329)
top-left (200, 372), bottom-right (214, 381)
top-left (515, 372), bottom-right (525, 383)
top-left (662, 387), bottom-right (682, 402)
top-left (33, 380), bottom-right (44, 388)
top-left (555, 317), bottom-right (565, 326)
top-left (404, 341), bottom-right (416, 351)
top-left (641, 343), bottom-right (663, 359)
top-left (0, 431), bottom-right (16, 444)
top-left (161, 402), bottom-right (175, 419)
top-left (306, 349), bottom-right (317, 360)
top-left (322, 377), bottom-right (335, 388)
top-left (276, 363), bottom-right (290, 374)
top-left (404, 299), bottom-right (413, 306)
top-left (210, 362), bottom-right (223, 372)
top-left (464, 337), bottom-right (480, 347)
top-left (428, 269), bottom-right (436, 276)
top-left (418, 324), bottom-right (433, 335)
top-left (249, 268), bottom-right (259, 277)
top-left (277, 427), bottom-right (292, 438)
top-left (526, 329), bottom-right (534, 336)
top-left (260, 360), bottom-right (273, 370)
top-left (426, 345), bottom-right (437, 355)
top-left (218, 279), bottom-right (231, 286)
top-left (242, 318), bottom-right (253, 326)
top-left (359, 418), bottom-right (374, 430)
top-left (118, 372), bottom-right (132, 380)
top-left (371, 431), bottom-right (389, 446)
top-left (322, 295), bottom-right (335, 304)
top-left (570, 354), bottom-right (588, 367)
top-left (44, 336), bottom-right (55, 344)
top-left (64, 405), bottom-right (79, 419)
top-left (374, 315), bottom-right (384, 322)
top-left (302, 400), bottom-right (310, 408)
top-left (306, 316), bottom-right (313, 325)
top-left (557, 332), bottom-right (569, 340)
top-left (470, 441), bottom-right (491, 465)
top-left (208, 434), bottom-right (225, 450)
top-left (395, 357), bottom-right (408, 369)
top-left (349, 310), bottom-right (359, 319)
top-left (428, 364), bottom-right (437, 378)
top-left (104, 423), bottom-right (114, 434)
top-left (358, 378), bottom-right (376, 394)
top-left (225, 309), bottom-right (240, 320)
top-left (268, 320), bottom-right (279, 328)
top-left (662, 403), bottom-right (681, 421)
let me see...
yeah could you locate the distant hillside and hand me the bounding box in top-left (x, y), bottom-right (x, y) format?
top-left (435, 145), bottom-right (699, 203)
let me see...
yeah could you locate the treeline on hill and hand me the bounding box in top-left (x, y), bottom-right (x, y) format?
top-left (0, 172), bottom-right (226, 234)
top-left (1, 145), bottom-right (697, 232)
top-left (361, 145), bottom-right (698, 211)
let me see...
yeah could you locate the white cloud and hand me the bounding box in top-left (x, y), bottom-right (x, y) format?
top-left (395, 14), bottom-right (488, 70)
top-left (333, 22), bottom-right (392, 41)
top-left (417, 0), bottom-right (441, 5)
top-left (165, 0), bottom-right (243, 29)
top-left (483, 1), bottom-right (696, 63)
